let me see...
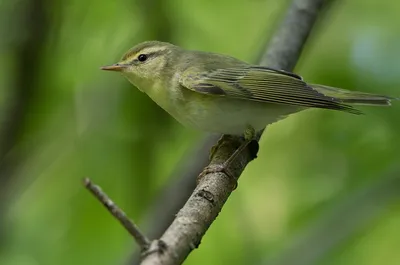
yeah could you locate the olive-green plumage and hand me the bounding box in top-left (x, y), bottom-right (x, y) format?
top-left (101, 41), bottom-right (395, 136)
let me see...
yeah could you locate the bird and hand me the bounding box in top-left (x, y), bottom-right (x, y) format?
top-left (101, 41), bottom-right (396, 187)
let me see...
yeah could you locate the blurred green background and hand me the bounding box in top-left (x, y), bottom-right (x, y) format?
top-left (0, 0), bottom-right (399, 264)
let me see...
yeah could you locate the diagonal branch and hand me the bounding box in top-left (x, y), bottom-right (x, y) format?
top-left (84, 178), bottom-right (151, 251)
top-left (130, 1), bottom-right (340, 263)
top-left (139, 0), bottom-right (329, 264)
top-left (259, 0), bottom-right (325, 70)
top-left (86, 0), bottom-right (331, 263)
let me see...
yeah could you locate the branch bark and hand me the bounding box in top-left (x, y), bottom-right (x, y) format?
top-left (84, 178), bottom-right (151, 251)
top-left (139, 0), bottom-right (329, 264)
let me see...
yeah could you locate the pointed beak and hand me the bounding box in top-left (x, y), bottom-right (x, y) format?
top-left (100, 64), bottom-right (128, 72)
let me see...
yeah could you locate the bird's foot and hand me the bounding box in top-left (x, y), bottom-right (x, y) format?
top-left (197, 163), bottom-right (237, 190)
top-left (209, 135), bottom-right (234, 161)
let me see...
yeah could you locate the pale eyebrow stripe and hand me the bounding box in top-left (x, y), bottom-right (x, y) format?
top-left (122, 46), bottom-right (168, 61)
top-left (127, 49), bottom-right (169, 64)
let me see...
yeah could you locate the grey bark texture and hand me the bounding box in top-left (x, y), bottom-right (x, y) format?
top-left (140, 0), bottom-right (328, 264)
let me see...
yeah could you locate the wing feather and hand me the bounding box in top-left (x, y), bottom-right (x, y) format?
top-left (179, 66), bottom-right (361, 114)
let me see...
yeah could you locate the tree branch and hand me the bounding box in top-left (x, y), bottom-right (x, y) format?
top-left (130, 1), bottom-right (340, 262)
top-left (138, 0), bottom-right (329, 264)
top-left (86, 0), bottom-right (330, 263)
top-left (84, 178), bottom-right (151, 251)
top-left (259, 0), bottom-right (325, 70)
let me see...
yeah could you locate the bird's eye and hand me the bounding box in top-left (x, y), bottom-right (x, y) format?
top-left (138, 54), bottom-right (147, 62)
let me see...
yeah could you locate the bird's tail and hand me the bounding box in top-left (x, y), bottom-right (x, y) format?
top-left (310, 84), bottom-right (396, 106)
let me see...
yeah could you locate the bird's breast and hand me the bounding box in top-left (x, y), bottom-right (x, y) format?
top-left (144, 83), bottom-right (300, 135)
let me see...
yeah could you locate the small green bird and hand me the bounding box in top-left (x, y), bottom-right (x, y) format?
top-left (101, 41), bottom-right (395, 185)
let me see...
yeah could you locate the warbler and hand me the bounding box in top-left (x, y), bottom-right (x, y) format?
top-left (101, 41), bottom-right (395, 185)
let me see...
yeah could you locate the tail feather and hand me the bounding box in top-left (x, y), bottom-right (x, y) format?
top-left (311, 84), bottom-right (396, 106)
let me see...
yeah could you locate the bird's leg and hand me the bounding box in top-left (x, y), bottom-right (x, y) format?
top-left (197, 126), bottom-right (259, 190)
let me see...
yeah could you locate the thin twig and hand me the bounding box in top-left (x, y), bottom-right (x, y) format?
top-left (83, 178), bottom-right (151, 251)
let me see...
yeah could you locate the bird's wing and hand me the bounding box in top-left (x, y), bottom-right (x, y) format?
top-left (179, 66), bottom-right (359, 113)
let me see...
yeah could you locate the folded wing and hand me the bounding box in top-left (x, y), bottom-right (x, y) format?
top-left (179, 66), bottom-right (362, 114)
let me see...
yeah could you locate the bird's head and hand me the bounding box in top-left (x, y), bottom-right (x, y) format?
top-left (101, 41), bottom-right (180, 88)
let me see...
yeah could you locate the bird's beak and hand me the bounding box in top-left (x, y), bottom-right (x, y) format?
top-left (100, 64), bottom-right (128, 72)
